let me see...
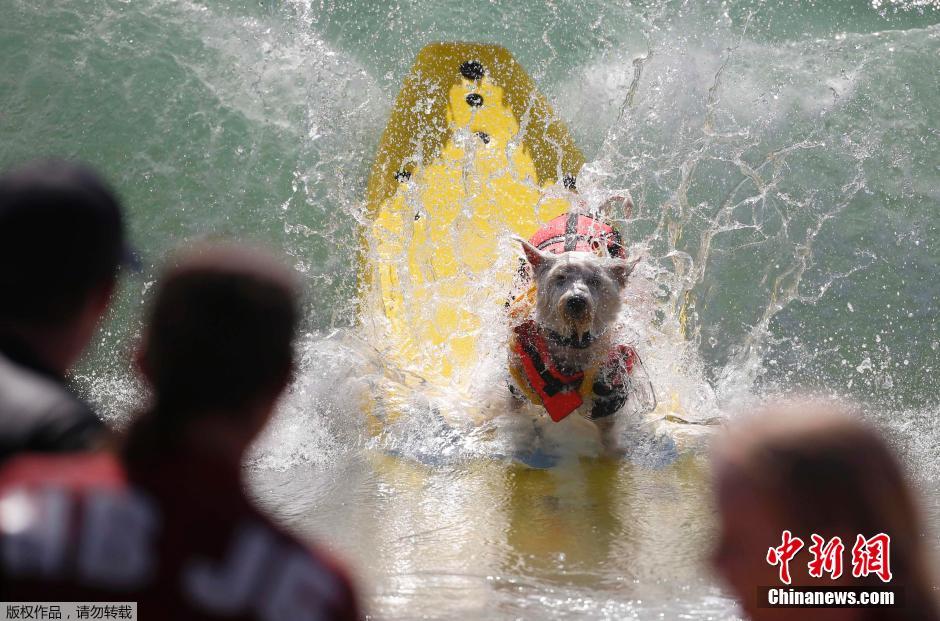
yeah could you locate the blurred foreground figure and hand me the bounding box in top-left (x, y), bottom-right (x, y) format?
top-left (0, 161), bottom-right (135, 459)
top-left (711, 403), bottom-right (939, 621)
top-left (0, 244), bottom-right (361, 620)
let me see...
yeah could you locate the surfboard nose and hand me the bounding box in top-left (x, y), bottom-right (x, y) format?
top-left (359, 42), bottom-right (586, 387)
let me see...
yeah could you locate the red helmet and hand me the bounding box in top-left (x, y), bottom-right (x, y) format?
top-left (529, 212), bottom-right (626, 258)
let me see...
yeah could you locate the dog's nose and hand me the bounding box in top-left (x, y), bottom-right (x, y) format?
top-left (566, 296), bottom-right (588, 315)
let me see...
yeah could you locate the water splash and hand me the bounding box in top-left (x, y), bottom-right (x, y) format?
top-left (7, 2), bottom-right (937, 617)
top-left (58, 0), bottom-right (938, 473)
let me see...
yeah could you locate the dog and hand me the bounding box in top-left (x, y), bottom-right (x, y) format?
top-left (506, 202), bottom-right (650, 454)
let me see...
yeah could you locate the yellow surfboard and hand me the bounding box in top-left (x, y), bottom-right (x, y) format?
top-left (359, 43), bottom-right (585, 403)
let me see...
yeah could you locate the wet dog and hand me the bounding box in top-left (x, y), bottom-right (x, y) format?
top-left (507, 209), bottom-right (646, 454)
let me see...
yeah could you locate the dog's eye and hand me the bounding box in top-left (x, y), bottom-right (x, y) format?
top-left (586, 276), bottom-right (601, 287)
top-left (553, 274), bottom-right (567, 284)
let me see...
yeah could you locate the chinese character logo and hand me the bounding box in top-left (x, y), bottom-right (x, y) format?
top-left (766, 530), bottom-right (804, 585)
top-left (766, 531), bottom-right (892, 584)
top-left (807, 534), bottom-right (845, 579)
top-left (851, 533), bottom-right (893, 583)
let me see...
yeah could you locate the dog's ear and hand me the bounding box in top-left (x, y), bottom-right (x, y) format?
top-left (518, 237), bottom-right (553, 271)
top-left (610, 256), bottom-right (641, 287)
top-left (598, 194), bottom-right (634, 220)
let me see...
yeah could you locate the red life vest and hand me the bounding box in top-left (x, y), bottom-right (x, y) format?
top-left (510, 319), bottom-right (637, 422)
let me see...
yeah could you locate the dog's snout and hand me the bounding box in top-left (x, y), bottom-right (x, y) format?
top-left (566, 295), bottom-right (588, 315)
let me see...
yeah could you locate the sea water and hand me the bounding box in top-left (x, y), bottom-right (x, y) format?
top-left (1, 1), bottom-right (938, 618)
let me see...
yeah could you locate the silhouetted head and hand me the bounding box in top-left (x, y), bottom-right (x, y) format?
top-left (0, 160), bottom-right (135, 372)
top-left (711, 402), bottom-right (939, 621)
top-left (137, 243), bottom-right (299, 443)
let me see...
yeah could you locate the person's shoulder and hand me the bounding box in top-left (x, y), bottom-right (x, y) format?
top-left (0, 353), bottom-right (105, 455)
top-left (0, 352), bottom-right (74, 419)
top-left (250, 511), bottom-right (362, 620)
top-left (0, 452), bottom-right (125, 493)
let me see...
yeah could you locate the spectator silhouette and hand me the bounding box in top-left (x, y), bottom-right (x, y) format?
top-left (711, 402), bottom-right (939, 621)
top-left (0, 160), bottom-right (136, 460)
top-left (0, 243), bottom-right (361, 620)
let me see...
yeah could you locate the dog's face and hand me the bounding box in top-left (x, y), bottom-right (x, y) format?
top-left (520, 240), bottom-right (635, 342)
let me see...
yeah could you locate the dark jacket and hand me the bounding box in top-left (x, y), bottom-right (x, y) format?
top-left (0, 341), bottom-right (105, 461)
top-left (0, 439), bottom-right (362, 620)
